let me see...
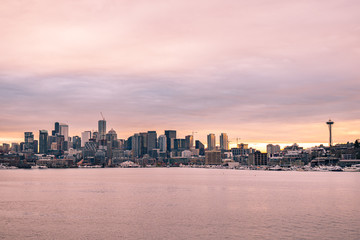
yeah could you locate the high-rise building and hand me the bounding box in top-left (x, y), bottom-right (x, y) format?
top-left (185, 135), bottom-right (194, 150)
top-left (52, 122), bottom-right (60, 136)
top-left (132, 133), bottom-right (142, 158)
top-left (98, 120), bottom-right (106, 141)
top-left (158, 135), bottom-right (167, 152)
top-left (147, 131), bottom-right (157, 153)
top-left (140, 132), bottom-right (148, 156)
top-left (24, 132), bottom-right (34, 152)
top-left (207, 133), bottom-right (216, 150)
top-left (72, 136), bottom-right (81, 149)
top-left (106, 129), bottom-right (118, 149)
top-left (33, 140), bottom-right (38, 153)
top-left (165, 130), bottom-right (176, 152)
top-left (59, 124), bottom-right (69, 141)
top-left (220, 133), bottom-right (229, 150)
top-left (195, 140), bottom-right (205, 156)
top-left (39, 130), bottom-right (48, 154)
top-left (81, 131), bottom-right (91, 147)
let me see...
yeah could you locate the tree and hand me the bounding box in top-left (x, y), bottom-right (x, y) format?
top-left (355, 140), bottom-right (360, 149)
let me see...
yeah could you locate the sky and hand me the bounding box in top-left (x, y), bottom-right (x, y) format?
top-left (0, 0), bottom-right (360, 150)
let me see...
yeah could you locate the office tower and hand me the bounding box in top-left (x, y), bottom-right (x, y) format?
top-left (106, 128), bottom-right (118, 149)
top-left (59, 124), bottom-right (69, 141)
top-left (24, 132), bottom-right (34, 152)
top-left (158, 135), bottom-right (167, 152)
top-left (106, 129), bottom-right (117, 142)
top-left (52, 122), bottom-right (60, 136)
top-left (39, 130), bottom-right (48, 154)
top-left (165, 130), bottom-right (176, 152)
top-left (207, 133), bottom-right (216, 150)
top-left (81, 131), bottom-right (91, 147)
top-left (98, 120), bottom-right (106, 141)
top-left (147, 131), bottom-right (157, 153)
top-left (2, 143), bottom-right (10, 152)
top-left (140, 132), bottom-right (148, 156)
top-left (174, 139), bottom-right (186, 150)
top-left (195, 140), bottom-right (205, 156)
top-left (185, 135), bottom-right (193, 150)
top-left (326, 119), bottom-right (334, 147)
top-left (220, 133), bottom-right (229, 150)
top-left (126, 136), bottom-right (133, 150)
top-left (92, 131), bottom-right (99, 141)
top-left (72, 136), bottom-right (81, 149)
top-left (11, 143), bottom-right (20, 153)
top-left (33, 140), bottom-right (38, 153)
top-left (132, 133), bottom-right (142, 158)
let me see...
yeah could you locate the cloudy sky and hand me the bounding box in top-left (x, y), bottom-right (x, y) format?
top-left (1, 0), bottom-right (359, 149)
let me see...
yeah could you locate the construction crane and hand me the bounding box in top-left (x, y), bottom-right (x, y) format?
top-left (100, 112), bottom-right (105, 120)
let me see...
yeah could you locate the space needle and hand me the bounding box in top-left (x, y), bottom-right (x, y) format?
top-left (326, 119), bottom-right (334, 147)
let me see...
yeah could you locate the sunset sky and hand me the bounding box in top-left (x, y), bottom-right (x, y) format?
top-left (1, 0), bottom-right (359, 150)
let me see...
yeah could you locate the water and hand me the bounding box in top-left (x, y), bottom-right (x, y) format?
top-left (1, 168), bottom-right (359, 240)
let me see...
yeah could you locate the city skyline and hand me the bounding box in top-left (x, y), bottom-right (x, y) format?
top-left (0, 118), bottom-right (354, 152)
top-left (1, 1), bottom-right (360, 148)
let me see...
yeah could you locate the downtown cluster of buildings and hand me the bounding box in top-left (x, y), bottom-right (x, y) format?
top-left (1, 119), bottom-right (360, 168)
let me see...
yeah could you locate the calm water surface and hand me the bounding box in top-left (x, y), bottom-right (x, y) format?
top-left (1, 168), bottom-right (359, 240)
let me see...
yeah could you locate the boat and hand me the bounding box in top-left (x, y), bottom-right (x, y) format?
top-left (343, 166), bottom-right (360, 172)
top-left (269, 165), bottom-right (283, 171)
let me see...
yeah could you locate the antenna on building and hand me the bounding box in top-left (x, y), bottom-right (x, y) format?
top-left (100, 112), bottom-right (105, 120)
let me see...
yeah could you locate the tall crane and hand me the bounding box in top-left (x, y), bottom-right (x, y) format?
top-left (100, 112), bottom-right (105, 120)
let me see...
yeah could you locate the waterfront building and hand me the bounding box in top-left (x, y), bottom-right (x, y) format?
top-left (266, 144), bottom-right (281, 157)
top-left (220, 133), bottom-right (229, 150)
top-left (39, 130), bottom-right (48, 154)
top-left (207, 133), bottom-right (216, 150)
top-left (205, 150), bottom-right (222, 165)
top-left (248, 151), bottom-right (268, 165)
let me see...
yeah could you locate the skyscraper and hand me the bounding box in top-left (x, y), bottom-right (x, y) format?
top-left (132, 133), bottom-right (142, 158)
top-left (185, 135), bottom-right (194, 150)
top-left (81, 131), bottom-right (91, 147)
top-left (196, 140), bottom-right (205, 156)
top-left (165, 130), bottom-right (176, 152)
top-left (39, 130), bottom-right (48, 154)
top-left (59, 124), bottom-right (69, 141)
top-left (147, 131), bottom-right (157, 153)
top-left (158, 135), bottom-right (167, 152)
top-left (220, 133), bottom-right (229, 150)
top-left (24, 132), bottom-right (34, 152)
top-left (207, 133), bottom-right (216, 150)
top-left (98, 120), bottom-right (106, 141)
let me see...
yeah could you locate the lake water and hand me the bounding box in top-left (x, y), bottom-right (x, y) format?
top-left (0, 168), bottom-right (359, 239)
